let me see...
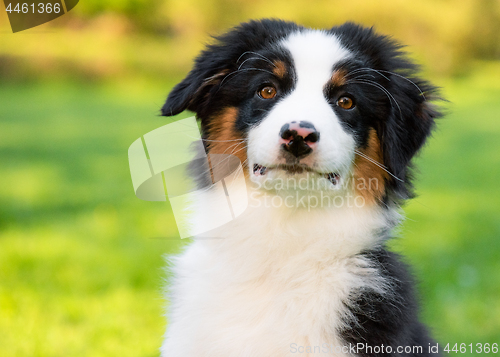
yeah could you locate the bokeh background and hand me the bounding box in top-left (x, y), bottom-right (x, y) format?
top-left (1, 0), bottom-right (499, 356)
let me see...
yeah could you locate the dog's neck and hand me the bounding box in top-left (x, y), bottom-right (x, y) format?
top-left (194, 182), bottom-right (401, 260)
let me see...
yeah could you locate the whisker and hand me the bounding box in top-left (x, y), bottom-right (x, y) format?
top-left (201, 138), bottom-right (245, 143)
top-left (354, 149), bottom-right (404, 182)
top-left (238, 57), bottom-right (276, 71)
top-left (227, 158), bottom-right (248, 187)
top-left (346, 68), bottom-right (391, 81)
top-left (347, 79), bottom-right (403, 120)
top-left (350, 74), bottom-right (376, 80)
top-left (212, 144), bottom-right (248, 180)
top-left (218, 68), bottom-right (275, 90)
top-left (376, 70), bottom-right (426, 100)
top-left (236, 51), bottom-right (276, 67)
top-left (228, 144), bottom-right (248, 157)
top-left (194, 143), bottom-right (248, 181)
top-left (347, 68), bottom-right (426, 100)
top-left (349, 159), bottom-right (390, 208)
top-left (221, 141), bottom-right (246, 156)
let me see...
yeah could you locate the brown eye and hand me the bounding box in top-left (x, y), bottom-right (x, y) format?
top-left (259, 86), bottom-right (277, 99)
top-left (337, 96), bottom-right (355, 109)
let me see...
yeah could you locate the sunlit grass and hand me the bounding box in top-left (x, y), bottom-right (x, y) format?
top-left (0, 79), bottom-right (188, 357)
top-left (1, 63), bottom-right (500, 356)
top-left (391, 63), bottom-right (500, 348)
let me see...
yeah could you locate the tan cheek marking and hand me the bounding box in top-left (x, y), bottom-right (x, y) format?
top-left (353, 128), bottom-right (388, 204)
top-left (331, 69), bottom-right (347, 87)
top-left (273, 60), bottom-right (287, 78)
top-left (206, 107), bottom-right (248, 175)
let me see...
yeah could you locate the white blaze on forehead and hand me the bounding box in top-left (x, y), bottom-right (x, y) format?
top-left (282, 30), bottom-right (351, 88)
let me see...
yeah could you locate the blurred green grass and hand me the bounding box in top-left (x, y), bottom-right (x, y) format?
top-left (0, 78), bottom-right (189, 357)
top-left (392, 64), bottom-right (500, 346)
top-left (1, 67), bottom-right (500, 356)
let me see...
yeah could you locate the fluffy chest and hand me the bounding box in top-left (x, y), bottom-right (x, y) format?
top-left (163, 203), bottom-right (392, 357)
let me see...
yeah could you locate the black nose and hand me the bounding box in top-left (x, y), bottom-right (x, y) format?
top-left (279, 121), bottom-right (320, 158)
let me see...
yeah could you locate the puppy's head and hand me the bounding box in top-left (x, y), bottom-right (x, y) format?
top-left (162, 19), bottom-right (441, 206)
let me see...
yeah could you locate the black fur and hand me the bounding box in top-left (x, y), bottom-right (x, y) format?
top-left (341, 247), bottom-right (440, 356)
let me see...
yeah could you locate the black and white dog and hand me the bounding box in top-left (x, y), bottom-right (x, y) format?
top-left (160, 19), bottom-right (441, 356)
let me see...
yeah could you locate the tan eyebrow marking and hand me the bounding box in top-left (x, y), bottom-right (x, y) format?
top-left (273, 60), bottom-right (287, 78)
top-left (331, 69), bottom-right (348, 87)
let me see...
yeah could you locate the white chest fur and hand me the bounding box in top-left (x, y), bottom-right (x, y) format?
top-left (161, 191), bottom-right (397, 357)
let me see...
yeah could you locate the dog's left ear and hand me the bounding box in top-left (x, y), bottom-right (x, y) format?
top-left (380, 74), bottom-right (440, 198)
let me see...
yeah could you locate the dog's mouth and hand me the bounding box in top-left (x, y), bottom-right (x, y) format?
top-left (253, 164), bottom-right (340, 185)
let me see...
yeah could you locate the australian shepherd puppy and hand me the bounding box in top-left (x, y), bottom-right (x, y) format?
top-left (160, 19), bottom-right (442, 356)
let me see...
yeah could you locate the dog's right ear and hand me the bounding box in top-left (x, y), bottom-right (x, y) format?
top-left (161, 61), bottom-right (229, 117)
